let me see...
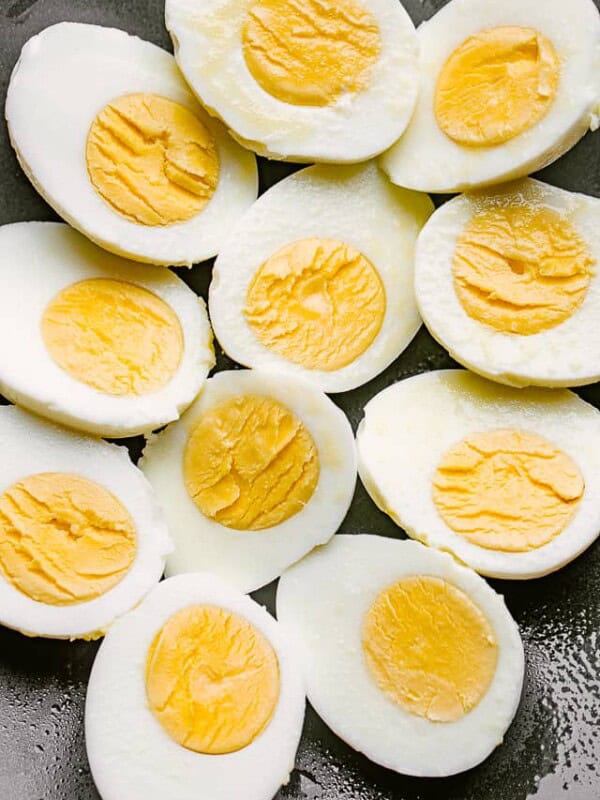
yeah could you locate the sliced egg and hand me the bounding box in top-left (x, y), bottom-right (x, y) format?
top-left (0, 405), bottom-right (170, 639)
top-left (277, 534), bottom-right (523, 776)
top-left (6, 22), bottom-right (258, 266)
top-left (357, 370), bottom-right (600, 579)
top-left (381, 0), bottom-right (600, 193)
top-left (140, 369), bottom-right (356, 592)
top-left (165, 0), bottom-right (419, 163)
top-left (415, 179), bottom-right (600, 387)
top-left (209, 162), bottom-right (433, 393)
top-left (86, 573), bottom-right (304, 800)
top-left (0, 222), bottom-right (214, 438)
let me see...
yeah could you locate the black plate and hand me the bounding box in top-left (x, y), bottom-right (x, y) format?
top-left (0, 1), bottom-right (599, 798)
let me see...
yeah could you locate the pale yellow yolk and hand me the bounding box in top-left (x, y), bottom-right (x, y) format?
top-left (42, 278), bottom-right (184, 396)
top-left (146, 604), bottom-right (280, 754)
top-left (86, 93), bottom-right (219, 226)
top-left (433, 429), bottom-right (584, 552)
top-left (242, 0), bottom-right (381, 106)
top-left (453, 206), bottom-right (593, 335)
top-left (184, 394), bottom-right (319, 530)
top-left (0, 473), bottom-right (136, 605)
top-left (435, 27), bottom-right (560, 147)
top-left (362, 576), bottom-right (497, 722)
top-left (245, 238), bottom-right (386, 371)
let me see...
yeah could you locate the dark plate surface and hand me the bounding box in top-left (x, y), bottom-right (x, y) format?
top-left (0, 1), bottom-right (599, 798)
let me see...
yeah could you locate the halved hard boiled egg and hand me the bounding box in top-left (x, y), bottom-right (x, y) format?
top-left (209, 162), bottom-right (433, 393)
top-left (140, 369), bottom-right (356, 592)
top-left (277, 534), bottom-right (524, 776)
top-left (0, 405), bottom-right (170, 639)
top-left (6, 22), bottom-right (258, 266)
top-left (0, 222), bottom-right (214, 438)
top-left (166, 0), bottom-right (419, 163)
top-left (86, 573), bottom-right (304, 800)
top-left (382, 0), bottom-right (600, 193)
top-left (415, 179), bottom-right (600, 387)
top-left (357, 370), bottom-right (600, 580)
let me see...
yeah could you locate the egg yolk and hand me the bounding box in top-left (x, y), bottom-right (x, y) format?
top-left (42, 278), bottom-right (184, 396)
top-left (362, 576), bottom-right (497, 722)
top-left (245, 238), bottom-right (386, 371)
top-left (0, 473), bottom-right (137, 605)
top-left (242, 0), bottom-right (381, 106)
top-left (184, 394), bottom-right (319, 530)
top-left (86, 93), bottom-right (219, 226)
top-left (146, 604), bottom-right (280, 754)
top-left (433, 429), bottom-right (584, 552)
top-left (435, 27), bottom-right (559, 147)
top-left (453, 206), bottom-right (593, 335)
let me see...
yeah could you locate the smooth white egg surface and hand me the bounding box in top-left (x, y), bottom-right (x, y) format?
top-left (0, 222), bottom-right (214, 438)
top-left (6, 22), bottom-right (258, 266)
top-left (381, 0), bottom-right (600, 193)
top-left (140, 369), bottom-right (357, 593)
top-left (415, 179), bottom-right (600, 387)
top-left (209, 162), bottom-right (433, 393)
top-left (277, 534), bottom-right (524, 776)
top-left (357, 370), bottom-right (600, 580)
top-left (86, 573), bottom-right (305, 800)
top-left (166, 0), bottom-right (419, 163)
top-left (0, 405), bottom-right (171, 639)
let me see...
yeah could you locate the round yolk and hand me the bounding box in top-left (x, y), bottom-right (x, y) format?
top-left (0, 472), bottom-right (137, 605)
top-left (242, 0), bottom-right (381, 106)
top-left (146, 604), bottom-right (280, 754)
top-left (184, 394), bottom-right (319, 531)
top-left (86, 93), bottom-right (219, 226)
top-left (433, 429), bottom-right (584, 552)
top-left (42, 278), bottom-right (184, 397)
top-left (453, 206), bottom-right (593, 335)
top-left (435, 26), bottom-right (560, 147)
top-left (362, 576), bottom-right (498, 722)
top-left (245, 238), bottom-right (386, 371)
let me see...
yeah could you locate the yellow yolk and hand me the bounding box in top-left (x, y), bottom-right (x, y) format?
top-left (245, 238), bottom-right (386, 371)
top-left (242, 0), bottom-right (381, 106)
top-left (433, 429), bottom-right (584, 552)
top-left (42, 278), bottom-right (184, 396)
top-left (184, 394), bottom-right (319, 530)
top-left (362, 576), bottom-right (497, 722)
top-left (435, 27), bottom-right (560, 147)
top-left (0, 473), bottom-right (136, 605)
top-left (86, 93), bottom-right (219, 226)
top-left (453, 206), bottom-right (593, 335)
top-left (146, 604), bottom-right (280, 754)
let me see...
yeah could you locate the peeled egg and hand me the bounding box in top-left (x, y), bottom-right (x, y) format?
top-left (0, 222), bottom-right (214, 438)
top-left (277, 534), bottom-right (524, 776)
top-left (209, 162), bottom-right (433, 393)
top-left (86, 573), bottom-right (304, 800)
top-left (6, 22), bottom-right (258, 266)
top-left (415, 179), bottom-right (600, 387)
top-left (381, 0), bottom-right (600, 193)
top-left (140, 369), bottom-right (356, 592)
top-left (165, 0), bottom-right (419, 163)
top-left (357, 370), bottom-right (600, 580)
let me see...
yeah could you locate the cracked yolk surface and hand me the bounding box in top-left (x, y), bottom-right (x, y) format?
top-left (245, 238), bottom-right (386, 371)
top-left (435, 27), bottom-right (559, 147)
top-left (86, 93), bottom-right (219, 226)
top-left (42, 278), bottom-right (184, 396)
top-left (242, 0), bottom-right (381, 106)
top-left (184, 395), bottom-right (319, 530)
top-left (146, 604), bottom-right (280, 754)
top-left (0, 472), bottom-right (137, 605)
top-left (362, 576), bottom-right (497, 722)
top-left (453, 206), bottom-right (593, 335)
top-left (433, 429), bottom-right (584, 552)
